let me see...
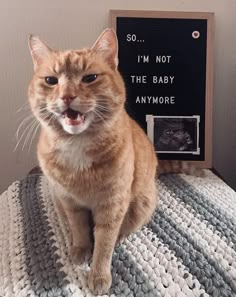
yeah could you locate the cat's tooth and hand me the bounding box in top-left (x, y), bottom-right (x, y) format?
top-left (76, 113), bottom-right (85, 121)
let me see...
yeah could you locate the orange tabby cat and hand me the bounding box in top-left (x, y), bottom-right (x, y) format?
top-left (28, 29), bottom-right (158, 294)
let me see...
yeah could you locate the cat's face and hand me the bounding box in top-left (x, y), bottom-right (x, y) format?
top-left (28, 29), bottom-right (125, 135)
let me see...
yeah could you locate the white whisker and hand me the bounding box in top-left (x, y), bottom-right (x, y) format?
top-left (93, 109), bottom-right (111, 129)
top-left (96, 105), bottom-right (113, 113)
top-left (47, 114), bottom-right (54, 126)
top-left (14, 119), bottom-right (36, 152)
top-left (16, 112), bottom-right (34, 122)
top-left (14, 108), bottom-right (52, 152)
top-left (16, 101), bottom-right (30, 113)
top-left (29, 121), bottom-right (41, 152)
top-left (16, 115), bottom-right (35, 140)
top-left (27, 113), bottom-right (54, 152)
top-left (23, 120), bottom-right (38, 151)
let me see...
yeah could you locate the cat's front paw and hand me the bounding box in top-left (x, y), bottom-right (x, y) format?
top-left (70, 245), bottom-right (92, 264)
top-left (88, 270), bottom-right (112, 295)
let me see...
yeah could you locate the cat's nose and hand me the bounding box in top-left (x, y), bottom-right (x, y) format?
top-left (61, 95), bottom-right (76, 105)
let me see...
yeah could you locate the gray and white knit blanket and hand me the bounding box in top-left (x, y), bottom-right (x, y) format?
top-left (0, 170), bottom-right (236, 297)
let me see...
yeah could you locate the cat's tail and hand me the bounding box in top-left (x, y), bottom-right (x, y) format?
top-left (157, 160), bottom-right (206, 177)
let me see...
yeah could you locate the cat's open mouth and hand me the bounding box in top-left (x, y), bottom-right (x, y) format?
top-left (61, 108), bottom-right (85, 126)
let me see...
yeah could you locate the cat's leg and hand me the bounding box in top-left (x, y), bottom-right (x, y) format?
top-left (88, 198), bottom-right (128, 294)
top-left (50, 185), bottom-right (93, 263)
top-left (118, 182), bottom-right (158, 242)
top-left (58, 197), bottom-right (93, 264)
top-left (55, 197), bottom-right (68, 222)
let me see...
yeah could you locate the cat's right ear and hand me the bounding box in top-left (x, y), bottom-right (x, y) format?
top-left (91, 29), bottom-right (118, 69)
top-left (28, 35), bottom-right (52, 71)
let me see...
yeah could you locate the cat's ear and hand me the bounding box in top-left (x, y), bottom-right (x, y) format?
top-left (28, 35), bottom-right (52, 71)
top-left (91, 29), bottom-right (118, 69)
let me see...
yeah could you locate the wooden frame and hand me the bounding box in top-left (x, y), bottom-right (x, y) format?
top-left (110, 10), bottom-right (214, 168)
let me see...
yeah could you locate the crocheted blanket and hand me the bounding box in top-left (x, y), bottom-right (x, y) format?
top-left (1, 170), bottom-right (236, 297)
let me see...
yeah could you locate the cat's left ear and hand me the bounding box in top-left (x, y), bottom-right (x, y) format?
top-left (91, 28), bottom-right (118, 69)
top-left (28, 35), bottom-right (52, 71)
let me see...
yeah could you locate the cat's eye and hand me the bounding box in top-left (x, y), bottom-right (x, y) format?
top-left (45, 76), bottom-right (58, 85)
top-left (82, 74), bottom-right (98, 83)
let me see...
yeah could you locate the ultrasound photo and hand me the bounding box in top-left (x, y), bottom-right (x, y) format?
top-left (151, 116), bottom-right (200, 154)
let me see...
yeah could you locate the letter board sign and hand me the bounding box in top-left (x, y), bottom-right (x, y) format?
top-left (111, 10), bottom-right (214, 168)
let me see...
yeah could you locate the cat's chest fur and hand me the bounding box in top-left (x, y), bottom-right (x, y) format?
top-left (55, 137), bottom-right (93, 172)
top-left (40, 135), bottom-right (119, 208)
top-left (39, 134), bottom-right (94, 189)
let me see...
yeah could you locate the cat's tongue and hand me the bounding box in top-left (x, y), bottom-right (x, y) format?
top-left (62, 108), bottom-right (84, 126)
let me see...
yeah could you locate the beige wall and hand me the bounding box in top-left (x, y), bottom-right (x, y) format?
top-left (0, 0), bottom-right (236, 193)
